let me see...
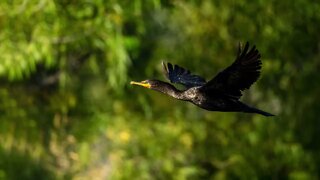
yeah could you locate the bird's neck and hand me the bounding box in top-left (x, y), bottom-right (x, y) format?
top-left (153, 83), bottom-right (184, 100)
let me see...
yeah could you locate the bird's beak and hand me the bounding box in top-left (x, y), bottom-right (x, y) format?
top-left (130, 81), bottom-right (151, 89)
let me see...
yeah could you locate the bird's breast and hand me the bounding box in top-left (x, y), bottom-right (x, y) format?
top-left (183, 87), bottom-right (201, 99)
top-left (185, 88), bottom-right (206, 105)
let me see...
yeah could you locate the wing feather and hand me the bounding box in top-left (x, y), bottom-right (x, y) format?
top-left (200, 42), bottom-right (262, 98)
top-left (162, 62), bottom-right (206, 88)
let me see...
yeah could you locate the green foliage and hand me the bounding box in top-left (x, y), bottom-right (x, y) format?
top-left (0, 0), bottom-right (319, 179)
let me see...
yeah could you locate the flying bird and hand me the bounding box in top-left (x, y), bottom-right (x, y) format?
top-left (131, 42), bottom-right (274, 116)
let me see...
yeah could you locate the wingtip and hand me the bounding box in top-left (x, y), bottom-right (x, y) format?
top-left (244, 41), bottom-right (250, 50)
top-left (162, 61), bottom-right (174, 68)
top-left (245, 42), bottom-right (260, 53)
top-left (237, 42), bottom-right (250, 55)
top-left (161, 60), bottom-right (168, 73)
top-left (237, 42), bottom-right (242, 56)
top-left (161, 60), bottom-right (167, 67)
top-left (237, 41), bottom-right (250, 59)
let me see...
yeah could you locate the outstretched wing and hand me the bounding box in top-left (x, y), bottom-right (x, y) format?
top-left (200, 42), bottom-right (262, 98)
top-left (162, 62), bottom-right (206, 88)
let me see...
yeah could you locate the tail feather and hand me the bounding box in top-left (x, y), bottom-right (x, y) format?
top-left (246, 106), bottom-right (275, 117)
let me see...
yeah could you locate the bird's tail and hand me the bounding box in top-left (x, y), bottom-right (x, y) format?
top-left (246, 106), bottom-right (275, 117)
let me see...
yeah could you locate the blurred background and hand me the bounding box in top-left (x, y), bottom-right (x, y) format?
top-left (0, 0), bottom-right (320, 179)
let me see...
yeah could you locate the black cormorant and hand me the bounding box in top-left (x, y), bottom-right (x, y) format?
top-left (131, 42), bottom-right (274, 116)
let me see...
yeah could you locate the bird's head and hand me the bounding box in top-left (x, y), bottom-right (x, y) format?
top-left (130, 79), bottom-right (181, 97)
top-left (130, 80), bottom-right (162, 89)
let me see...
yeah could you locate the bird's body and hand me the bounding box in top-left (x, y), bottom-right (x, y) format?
top-left (131, 42), bottom-right (274, 116)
